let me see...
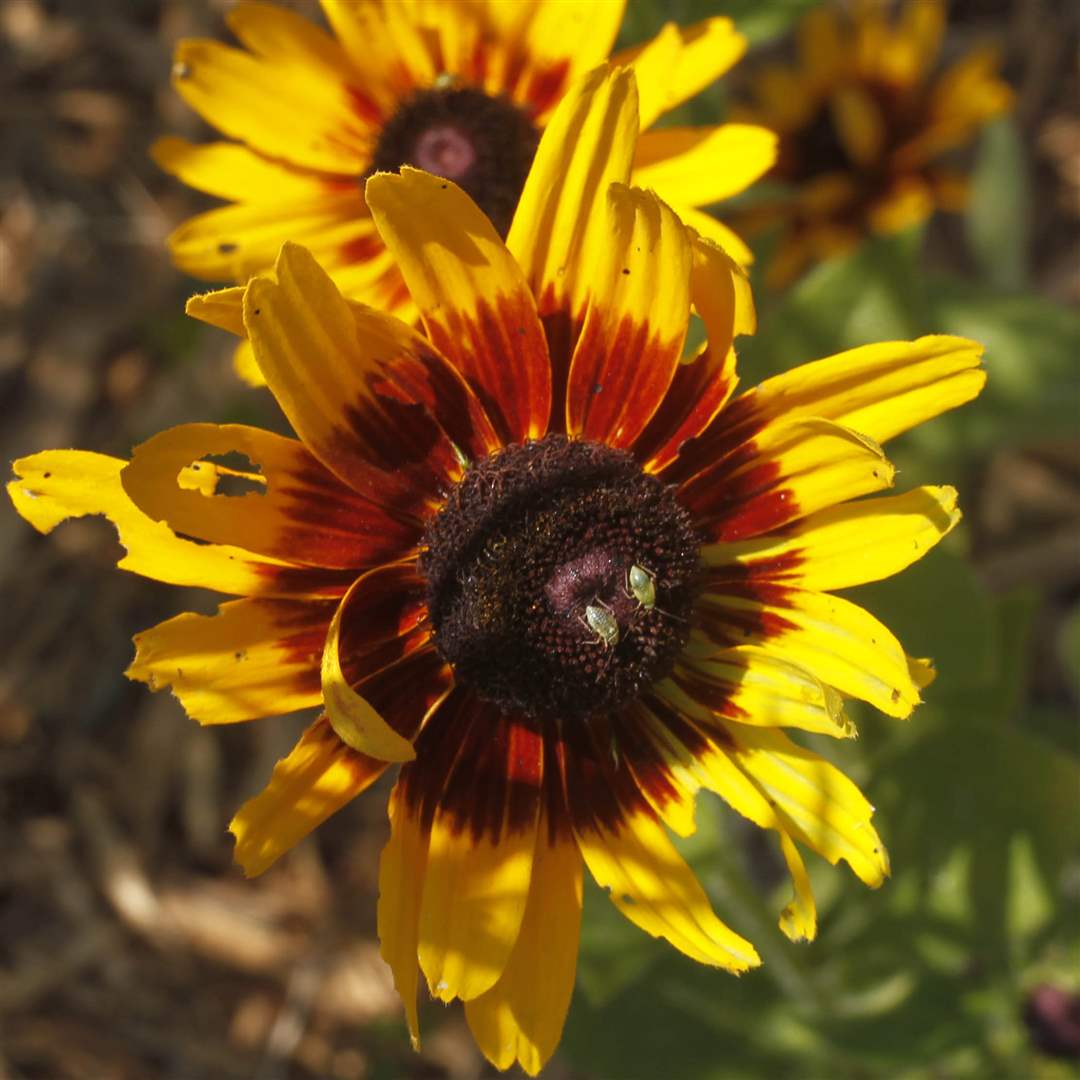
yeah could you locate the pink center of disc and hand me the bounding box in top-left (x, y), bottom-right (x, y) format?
top-left (413, 124), bottom-right (476, 179)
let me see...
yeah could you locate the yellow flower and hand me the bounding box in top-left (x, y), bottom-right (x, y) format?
top-left (156, 0), bottom-right (774, 314)
top-left (11, 68), bottom-right (984, 1075)
top-left (736, 0), bottom-right (1013, 285)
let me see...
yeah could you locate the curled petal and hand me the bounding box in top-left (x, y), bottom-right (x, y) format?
top-left (322, 575), bottom-right (417, 762)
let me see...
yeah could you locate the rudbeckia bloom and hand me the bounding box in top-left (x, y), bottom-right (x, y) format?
top-left (155, 0), bottom-right (775, 333)
top-left (735, 0), bottom-right (1013, 285)
top-left (11, 69), bottom-right (985, 1075)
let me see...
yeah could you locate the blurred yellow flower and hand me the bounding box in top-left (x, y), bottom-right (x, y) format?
top-left (156, 0), bottom-right (775, 336)
top-left (736, 0), bottom-right (1013, 285)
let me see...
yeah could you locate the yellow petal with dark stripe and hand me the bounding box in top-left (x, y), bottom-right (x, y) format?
top-left (121, 422), bottom-right (418, 570)
top-left (697, 587), bottom-right (922, 718)
top-left (322, 576), bottom-right (417, 763)
top-left (566, 185), bottom-right (691, 447)
top-left (243, 243), bottom-right (464, 514)
top-left (230, 715), bottom-right (387, 877)
top-left (681, 417), bottom-right (896, 542)
top-left (128, 596), bottom-right (333, 724)
top-left (635, 234), bottom-right (751, 472)
top-left (7, 451), bottom-right (340, 597)
top-left (365, 167), bottom-right (552, 445)
top-left (702, 486), bottom-right (961, 591)
top-left (507, 65), bottom-right (638, 342)
top-left (417, 730), bottom-right (543, 1003)
top-left (661, 644), bottom-right (854, 738)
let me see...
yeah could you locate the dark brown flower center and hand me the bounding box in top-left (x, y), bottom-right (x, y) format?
top-left (369, 84), bottom-right (540, 238)
top-left (420, 435), bottom-right (700, 721)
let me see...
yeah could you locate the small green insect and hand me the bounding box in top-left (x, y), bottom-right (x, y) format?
top-left (624, 563), bottom-right (657, 611)
top-left (580, 598), bottom-right (619, 648)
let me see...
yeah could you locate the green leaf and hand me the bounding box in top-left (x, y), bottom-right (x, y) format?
top-left (967, 118), bottom-right (1031, 291)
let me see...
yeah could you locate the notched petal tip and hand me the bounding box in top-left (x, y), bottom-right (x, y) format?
top-left (908, 655), bottom-right (936, 690)
top-left (185, 285), bottom-right (247, 337)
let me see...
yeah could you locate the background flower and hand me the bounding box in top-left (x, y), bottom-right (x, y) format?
top-left (154, 0), bottom-right (775, 323)
top-left (733, 0), bottom-right (1013, 285)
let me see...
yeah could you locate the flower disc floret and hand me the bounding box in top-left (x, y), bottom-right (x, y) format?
top-left (421, 434), bottom-right (698, 720)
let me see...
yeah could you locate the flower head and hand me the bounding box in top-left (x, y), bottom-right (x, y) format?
top-left (735, 0), bottom-right (1013, 285)
top-left (156, 0), bottom-right (774, 340)
top-left (10, 67), bottom-right (985, 1075)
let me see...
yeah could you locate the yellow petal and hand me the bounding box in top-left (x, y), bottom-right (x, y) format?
top-left (663, 643), bottom-right (854, 739)
top-left (574, 801), bottom-right (760, 972)
top-left (635, 233), bottom-right (748, 473)
top-left (230, 715), bottom-right (387, 877)
top-left (233, 340), bottom-right (265, 386)
top-left (634, 703), bottom-right (819, 939)
top-left (151, 136), bottom-right (337, 202)
top-left (186, 286), bottom-right (247, 337)
top-left (617, 702), bottom-right (703, 839)
top-left (121, 422), bottom-right (418, 569)
top-left (506, 64), bottom-right (638, 339)
top-left (172, 36), bottom-right (368, 173)
top-left (714, 718), bottom-right (889, 887)
top-left (830, 86), bottom-right (886, 168)
top-left (365, 167), bottom-right (551, 444)
top-left (702, 486), bottom-right (961, 591)
top-left (417, 721), bottom-right (543, 1003)
top-left (322, 575), bottom-right (417, 763)
top-left (777, 831), bottom-right (817, 943)
top-left (464, 816), bottom-right (583, 1076)
top-left (166, 191), bottom-right (369, 283)
top-left (506, 0), bottom-right (626, 119)
top-left (743, 336), bottom-right (986, 445)
top-left (7, 450), bottom-right (331, 597)
top-left (617, 17), bottom-right (746, 127)
top-left (243, 243), bottom-right (463, 514)
top-left (867, 178), bottom-right (935, 234)
top-left (670, 204), bottom-right (754, 266)
top-left (632, 124), bottom-right (778, 208)
top-left (681, 417), bottom-right (897, 542)
top-left (697, 586), bottom-right (923, 719)
top-left (565, 184), bottom-right (691, 448)
top-left (378, 778), bottom-right (430, 1049)
top-left (128, 596), bottom-right (333, 724)
top-left (320, 0), bottom-right (434, 112)
top-left (796, 5), bottom-right (846, 88)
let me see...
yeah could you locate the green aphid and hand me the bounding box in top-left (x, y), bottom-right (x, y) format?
top-left (581, 599), bottom-right (619, 648)
top-left (625, 563), bottom-right (657, 611)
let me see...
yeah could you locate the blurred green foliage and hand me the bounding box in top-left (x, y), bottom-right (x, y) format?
top-left (567, 5), bottom-right (1080, 1079)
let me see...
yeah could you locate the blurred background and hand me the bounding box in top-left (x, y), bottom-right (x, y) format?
top-left (1, 0), bottom-right (1077, 1077)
